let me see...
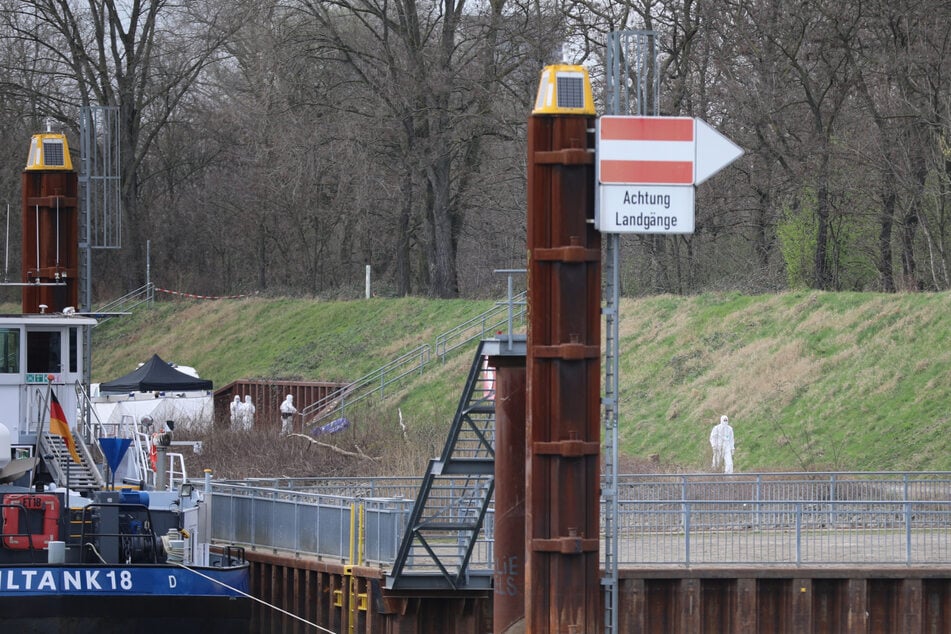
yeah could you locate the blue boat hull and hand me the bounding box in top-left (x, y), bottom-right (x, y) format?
top-left (0, 564), bottom-right (249, 595)
top-left (0, 564), bottom-right (251, 634)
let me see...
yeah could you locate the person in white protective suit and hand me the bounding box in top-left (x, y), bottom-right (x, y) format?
top-left (241, 395), bottom-right (256, 431)
top-left (709, 415), bottom-right (736, 473)
top-left (280, 394), bottom-right (297, 435)
top-left (230, 395), bottom-right (242, 430)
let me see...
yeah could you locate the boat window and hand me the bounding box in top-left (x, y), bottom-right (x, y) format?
top-left (0, 328), bottom-right (20, 373)
top-left (69, 327), bottom-right (78, 373)
top-left (27, 331), bottom-right (62, 373)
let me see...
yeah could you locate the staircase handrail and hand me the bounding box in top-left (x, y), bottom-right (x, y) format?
top-left (39, 427), bottom-right (105, 490)
top-left (75, 380), bottom-right (106, 444)
top-left (301, 291), bottom-right (526, 429)
top-left (76, 382), bottom-right (152, 488)
top-left (434, 291), bottom-right (526, 361)
top-left (92, 283), bottom-right (154, 324)
top-left (299, 344), bottom-right (431, 423)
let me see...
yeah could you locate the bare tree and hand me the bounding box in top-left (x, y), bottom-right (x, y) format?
top-left (0, 0), bottom-right (247, 292)
top-left (287, 0), bottom-right (539, 297)
top-left (0, 0), bottom-right (948, 298)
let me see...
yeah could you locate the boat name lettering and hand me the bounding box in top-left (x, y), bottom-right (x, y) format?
top-left (1, 569), bottom-right (135, 592)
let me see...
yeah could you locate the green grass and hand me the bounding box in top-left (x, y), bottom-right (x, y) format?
top-left (614, 292), bottom-right (951, 472)
top-left (91, 291), bottom-right (951, 473)
top-left (91, 296), bottom-right (497, 387)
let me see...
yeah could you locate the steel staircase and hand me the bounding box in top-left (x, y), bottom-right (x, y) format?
top-left (386, 341), bottom-right (498, 590)
top-left (39, 431), bottom-right (105, 493)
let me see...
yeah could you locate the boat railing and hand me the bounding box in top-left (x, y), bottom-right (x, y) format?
top-left (219, 544), bottom-right (248, 567)
top-left (166, 453), bottom-right (188, 490)
top-left (77, 377), bottom-right (190, 493)
top-left (128, 428), bottom-right (151, 485)
top-left (131, 432), bottom-right (185, 491)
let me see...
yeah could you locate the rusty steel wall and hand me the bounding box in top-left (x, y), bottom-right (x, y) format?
top-left (214, 379), bottom-right (347, 432)
top-left (246, 552), bottom-right (492, 634)
top-left (244, 550), bottom-right (951, 633)
top-left (617, 569), bottom-right (951, 634)
top-left (21, 170), bottom-right (79, 313)
top-left (525, 114), bottom-right (601, 632)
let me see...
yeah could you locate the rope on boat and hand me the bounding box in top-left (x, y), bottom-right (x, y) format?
top-left (174, 562), bottom-right (335, 633)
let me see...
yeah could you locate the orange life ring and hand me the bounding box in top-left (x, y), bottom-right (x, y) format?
top-left (2, 493), bottom-right (60, 550)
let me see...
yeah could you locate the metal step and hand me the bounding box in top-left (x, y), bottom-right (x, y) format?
top-left (387, 340), bottom-right (500, 591)
top-left (40, 432), bottom-right (105, 492)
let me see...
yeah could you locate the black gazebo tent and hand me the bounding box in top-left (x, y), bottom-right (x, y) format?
top-left (98, 354), bottom-right (213, 394)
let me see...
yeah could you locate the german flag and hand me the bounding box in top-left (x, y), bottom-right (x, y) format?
top-left (50, 392), bottom-right (81, 463)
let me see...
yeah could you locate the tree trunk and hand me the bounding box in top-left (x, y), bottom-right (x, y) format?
top-left (877, 189), bottom-right (896, 292)
top-left (813, 151), bottom-right (832, 290)
top-left (427, 152), bottom-right (458, 298)
top-left (396, 167), bottom-right (414, 297)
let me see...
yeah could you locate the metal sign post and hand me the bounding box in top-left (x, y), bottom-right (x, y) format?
top-left (601, 29), bottom-right (743, 634)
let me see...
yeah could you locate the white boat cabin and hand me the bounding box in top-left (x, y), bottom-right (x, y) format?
top-left (0, 313), bottom-right (96, 449)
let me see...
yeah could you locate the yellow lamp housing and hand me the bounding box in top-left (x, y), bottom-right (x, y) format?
top-left (532, 64), bottom-right (595, 116)
top-left (25, 133), bottom-right (73, 171)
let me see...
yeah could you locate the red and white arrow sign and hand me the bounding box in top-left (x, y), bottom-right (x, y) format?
top-left (598, 116), bottom-right (743, 186)
top-left (595, 116), bottom-right (744, 235)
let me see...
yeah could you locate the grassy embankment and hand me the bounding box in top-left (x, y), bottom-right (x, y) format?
top-left (90, 291), bottom-right (951, 476)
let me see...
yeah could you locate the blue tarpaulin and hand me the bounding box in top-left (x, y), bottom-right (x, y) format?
top-left (311, 417), bottom-right (350, 436)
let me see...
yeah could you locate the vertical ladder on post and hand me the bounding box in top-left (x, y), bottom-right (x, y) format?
top-left (603, 28), bottom-right (659, 634)
top-left (602, 233), bottom-right (621, 634)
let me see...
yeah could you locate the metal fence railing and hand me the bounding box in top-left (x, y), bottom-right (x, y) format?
top-left (433, 291), bottom-right (526, 361)
top-left (299, 287), bottom-right (526, 430)
top-left (608, 472), bottom-right (951, 566)
top-left (209, 479), bottom-right (496, 571)
top-left (93, 282), bottom-right (154, 325)
top-left (614, 499), bottom-right (951, 566)
top-left (211, 483), bottom-right (359, 561)
top-left (614, 472), bottom-right (951, 505)
top-left (208, 472), bottom-right (951, 570)
top-left (298, 344), bottom-right (432, 428)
